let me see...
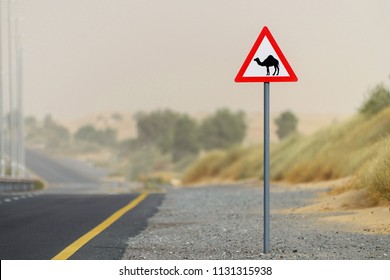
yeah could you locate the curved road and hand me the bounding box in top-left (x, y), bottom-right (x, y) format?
top-left (0, 149), bottom-right (164, 260)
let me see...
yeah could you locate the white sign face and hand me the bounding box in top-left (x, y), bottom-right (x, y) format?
top-left (235, 26), bottom-right (297, 83)
top-left (242, 37), bottom-right (289, 78)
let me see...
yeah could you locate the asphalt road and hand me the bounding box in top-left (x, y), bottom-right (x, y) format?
top-left (26, 149), bottom-right (99, 185)
top-left (0, 149), bottom-right (164, 260)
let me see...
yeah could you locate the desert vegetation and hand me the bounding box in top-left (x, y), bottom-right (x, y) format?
top-left (25, 84), bottom-right (390, 206)
top-left (184, 84), bottom-right (390, 206)
top-left (25, 108), bottom-right (247, 183)
top-left (274, 110), bottom-right (298, 140)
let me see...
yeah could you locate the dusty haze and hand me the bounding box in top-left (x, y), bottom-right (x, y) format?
top-left (12, 0), bottom-right (390, 120)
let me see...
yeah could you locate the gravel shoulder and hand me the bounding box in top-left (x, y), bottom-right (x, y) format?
top-left (123, 184), bottom-right (389, 260)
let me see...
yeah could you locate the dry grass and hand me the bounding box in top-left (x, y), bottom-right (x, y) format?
top-left (183, 150), bottom-right (227, 183)
top-left (279, 108), bottom-right (390, 183)
top-left (183, 108), bottom-right (390, 204)
top-left (349, 137), bottom-right (390, 203)
top-left (183, 146), bottom-right (263, 184)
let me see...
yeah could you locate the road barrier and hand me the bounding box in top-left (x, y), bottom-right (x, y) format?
top-left (0, 177), bottom-right (37, 192)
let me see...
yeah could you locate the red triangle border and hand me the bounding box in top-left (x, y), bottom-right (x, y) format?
top-left (235, 26), bottom-right (298, 83)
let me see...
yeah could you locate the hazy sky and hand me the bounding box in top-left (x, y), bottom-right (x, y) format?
top-left (10, 0), bottom-right (390, 119)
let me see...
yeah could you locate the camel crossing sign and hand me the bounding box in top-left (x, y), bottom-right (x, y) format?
top-left (234, 26), bottom-right (297, 255)
top-left (235, 26), bottom-right (297, 83)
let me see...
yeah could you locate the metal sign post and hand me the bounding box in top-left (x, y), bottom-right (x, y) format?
top-left (263, 82), bottom-right (270, 254)
top-left (235, 26), bottom-right (297, 254)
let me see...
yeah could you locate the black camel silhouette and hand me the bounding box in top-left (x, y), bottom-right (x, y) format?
top-left (253, 55), bottom-right (279, 76)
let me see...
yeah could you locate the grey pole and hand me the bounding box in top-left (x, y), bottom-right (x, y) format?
top-left (15, 18), bottom-right (23, 177)
top-left (0, 0), bottom-right (5, 177)
top-left (7, 0), bottom-right (16, 177)
top-left (263, 82), bottom-right (270, 254)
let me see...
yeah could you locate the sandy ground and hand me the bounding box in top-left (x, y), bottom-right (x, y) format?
top-left (276, 178), bottom-right (390, 235)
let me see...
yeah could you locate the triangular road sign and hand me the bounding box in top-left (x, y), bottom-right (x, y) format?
top-left (235, 26), bottom-right (298, 83)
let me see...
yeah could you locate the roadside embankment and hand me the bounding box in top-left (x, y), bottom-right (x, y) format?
top-left (182, 105), bottom-right (390, 208)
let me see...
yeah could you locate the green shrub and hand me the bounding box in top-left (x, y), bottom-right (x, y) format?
top-left (359, 84), bottom-right (390, 116)
top-left (34, 180), bottom-right (45, 190)
top-left (274, 111), bottom-right (298, 140)
top-left (198, 109), bottom-right (246, 150)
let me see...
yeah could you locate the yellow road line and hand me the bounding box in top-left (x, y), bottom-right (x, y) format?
top-left (52, 192), bottom-right (148, 260)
